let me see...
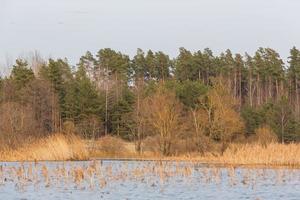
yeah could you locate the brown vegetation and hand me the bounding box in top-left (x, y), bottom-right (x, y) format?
top-left (3, 159), bottom-right (298, 192)
top-left (140, 86), bottom-right (185, 156)
top-left (189, 78), bottom-right (245, 154)
top-left (0, 131), bottom-right (299, 168)
top-left (254, 125), bottom-right (278, 146)
top-left (87, 135), bottom-right (134, 158)
top-left (216, 143), bottom-right (300, 167)
top-left (86, 135), bottom-right (300, 168)
top-left (0, 133), bottom-right (88, 161)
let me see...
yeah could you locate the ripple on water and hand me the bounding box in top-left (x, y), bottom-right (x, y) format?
top-left (0, 160), bottom-right (299, 200)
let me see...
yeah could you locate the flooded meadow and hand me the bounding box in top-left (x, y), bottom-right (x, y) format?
top-left (0, 160), bottom-right (299, 200)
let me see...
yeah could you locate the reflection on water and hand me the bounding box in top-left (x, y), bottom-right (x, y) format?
top-left (0, 160), bottom-right (299, 200)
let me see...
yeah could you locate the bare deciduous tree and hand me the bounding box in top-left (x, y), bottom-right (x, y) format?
top-left (141, 85), bottom-right (185, 156)
top-left (199, 78), bottom-right (245, 153)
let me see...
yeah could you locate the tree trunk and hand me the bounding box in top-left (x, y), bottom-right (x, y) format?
top-left (239, 67), bottom-right (242, 109)
top-left (296, 77), bottom-right (299, 117)
top-left (249, 69), bottom-right (253, 107)
top-left (257, 74), bottom-right (260, 106)
top-left (105, 66), bottom-right (109, 135)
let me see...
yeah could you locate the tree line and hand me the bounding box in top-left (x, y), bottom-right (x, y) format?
top-left (0, 47), bottom-right (300, 155)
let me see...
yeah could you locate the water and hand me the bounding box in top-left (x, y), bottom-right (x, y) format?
top-left (0, 160), bottom-right (299, 200)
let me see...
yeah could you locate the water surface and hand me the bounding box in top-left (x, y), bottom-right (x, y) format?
top-left (0, 160), bottom-right (299, 200)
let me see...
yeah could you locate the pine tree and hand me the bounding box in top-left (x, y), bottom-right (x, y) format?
top-left (39, 58), bottom-right (73, 130)
top-left (110, 87), bottom-right (134, 138)
top-left (145, 50), bottom-right (156, 80)
top-left (154, 51), bottom-right (171, 81)
top-left (10, 59), bottom-right (35, 90)
top-left (132, 48), bottom-right (147, 82)
top-left (78, 51), bottom-right (97, 81)
top-left (288, 47), bottom-right (300, 116)
top-left (234, 53), bottom-right (245, 108)
top-left (175, 48), bottom-right (195, 81)
top-left (64, 65), bottom-right (104, 137)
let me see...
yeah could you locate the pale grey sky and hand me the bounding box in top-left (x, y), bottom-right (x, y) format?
top-left (0, 0), bottom-right (299, 73)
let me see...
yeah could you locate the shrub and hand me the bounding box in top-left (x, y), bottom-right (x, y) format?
top-left (255, 125), bottom-right (278, 146)
top-left (0, 133), bottom-right (88, 161)
top-left (63, 121), bottom-right (76, 135)
top-left (92, 136), bottom-right (127, 157)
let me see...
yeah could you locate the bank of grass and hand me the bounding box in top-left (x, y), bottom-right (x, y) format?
top-left (215, 143), bottom-right (300, 167)
top-left (0, 133), bottom-right (88, 161)
top-left (0, 134), bottom-right (299, 168)
top-left (88, 136), bottom-right (300, 168)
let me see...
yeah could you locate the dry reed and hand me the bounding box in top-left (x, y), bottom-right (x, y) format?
top-left (89, 140), bottom-right (300, 168)
top-left (1, 133), bottom-right (300, 168)
top-left (0, 133), bottom-right (88, 161)
top-left (0, 160), bottom-right (298, 192)
top-left (216, 143), bottom-right (300, 167)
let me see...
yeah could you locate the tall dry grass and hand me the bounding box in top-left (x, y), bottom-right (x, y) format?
top-left (1, 132), bottom-right (299, 168)
top-left (87, 136), bottom-right (300, 167)
top-left (223, 143), bottom-right (300, 166)
top-left (195, 143), bottom-right (300, 167)
top-left (0, 133), bottom-right (88, 161)
top-left (87, 135), bottom-right (135, 158)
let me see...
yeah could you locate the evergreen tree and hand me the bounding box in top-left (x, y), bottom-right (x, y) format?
top-left (288, 47), bottom-right (300, 116)
top-left (175, 48), bottom-right (196, 81)
top-left (145, 50), bottom-right (156, 80)
top-left (132, 48), bottom-right (147, 81)
top-left (234, 53), bottom-right (246, 107)
top-left (39, 58), bottom-right (72, 119)
top-left (74, 65), bottom-right (103, 121)
top-left (78, 51), bottom-right (97, 81)
top-left (96, 48), bottom-right (130, 81)
top-left (154, 51), bottom-right (172, 81)
top-left (110, 87), bottom-right (135, 138)
top-left (10, 59), bottom-right (35, 90)
top-left (64, 65), bottom-right (104, 137)
top-left (3, 46), bottom-right (300, 145)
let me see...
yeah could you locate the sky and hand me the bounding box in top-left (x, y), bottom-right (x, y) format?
top-left (0, 0), bottom-right (300, 74)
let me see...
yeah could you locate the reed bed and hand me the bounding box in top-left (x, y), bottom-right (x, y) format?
top-left (0, 160), bottom-right (298, 192)
top-left (1, 133), bottom-right (299, 168)
top-left (88, 141), bottom-right (300, 168)
top-left (0, 134), bottom-right (88, 161)
top-left (205, 143), bottom-right (300, 167)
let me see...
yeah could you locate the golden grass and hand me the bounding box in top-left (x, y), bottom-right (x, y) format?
top-left (87, 137), bottom-right (162, 160)
top-left (89, 139), bottom-right (300, 168)
top-left (0, 133), bottom-right (88, 161)
top-left (1, 133), bottom-right (299, 168)
top-left (87, 136), bottom-right (137, 158)
top-left (216, 143), bottom-right (300, 167)
top-left (134, 143), bottom-right (300, 168)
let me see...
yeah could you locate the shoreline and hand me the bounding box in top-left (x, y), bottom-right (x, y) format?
top-left (0, 134), bottom-right (299, 169)
top-left (1, 157), bottom-right (300, 169)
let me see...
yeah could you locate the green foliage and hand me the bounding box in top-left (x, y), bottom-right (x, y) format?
top-left (10, 59), bottom-right (35, 89)
top-left (110, 87), bottom-right (135, 138)
top-left (264, 97), bottom-right (295, 143)
top-left (39, 58), bottom-right (72, 118)
top-left (64, 65), bottom-right (103, 122)
top-left (3, 47), bottom-right (300, 144)
top-left (175, 48), bottom-right (196, 81)
top-left (96, 48), bottom-right (130, 81)
top-left (241, 106), bottom-right (264, 135)
top-left (288, 47), bottom-right (300, 78)
top-left (165, 80), bottom-right (207, 109)
top-left (242, 98), bottom-right (300, 142)
top-left (253, 47), bottom-right (284, 80)
top-left (0, 76), bottom-right (3, 100)
top-left (131, 48), bottom-right (147, 80)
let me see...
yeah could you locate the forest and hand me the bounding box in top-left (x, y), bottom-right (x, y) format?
top-left (1, 47), bottom-right (300, 156)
